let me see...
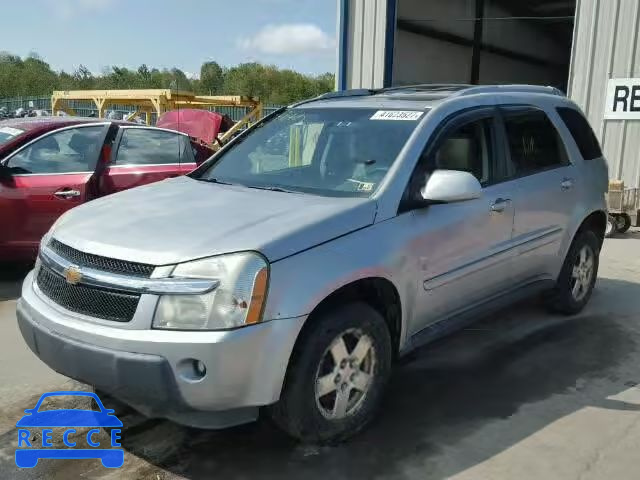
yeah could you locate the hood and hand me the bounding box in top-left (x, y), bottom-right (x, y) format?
top-left (53, 176), bottom-right (377, 265)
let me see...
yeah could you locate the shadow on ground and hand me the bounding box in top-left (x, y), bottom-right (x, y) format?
top-left (115, 277), bottom-right (640, 480)
top-left (0, 263), bottom-right (31, 302)
top-left (0, 278), bottom-right (638, 479)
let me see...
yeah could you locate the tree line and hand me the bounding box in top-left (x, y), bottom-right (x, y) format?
top-left (0, 52), bottom-right (335, 104)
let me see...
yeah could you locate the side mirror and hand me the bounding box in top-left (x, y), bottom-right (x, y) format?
top-left (421, 169), bottom-right (482, 203)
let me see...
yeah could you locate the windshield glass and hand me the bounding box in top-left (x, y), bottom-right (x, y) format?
top-left (0, 126), bottom-right (24, 145)
top-left (197, 107), bottom-right (424, 197)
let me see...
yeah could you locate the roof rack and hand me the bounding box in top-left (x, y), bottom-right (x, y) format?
top-left (292, 83), bottom-right (565, 108)
top-left (453, 85), bottom-right (565, 97)
top-left (379, 84), bottom-right (473, 93)
top-left (291, 88), bottom-right (377, 107)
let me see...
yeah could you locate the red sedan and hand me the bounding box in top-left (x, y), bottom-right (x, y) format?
top-left (0, 117), bottom-right (213, 261)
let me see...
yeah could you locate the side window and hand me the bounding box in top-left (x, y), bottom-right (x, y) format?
top-left (556, 107), bottom-right (603, 160)
top-left (179, 136), bottom-right (196, 164)
top-left (114, 129), bottom-right (182, 165)
top-left (7, 126), bottom-right (104, 174)
top-left (502, 109), bottom-right (569, 175)
top-left (430, 118), bottom-right (493, 185)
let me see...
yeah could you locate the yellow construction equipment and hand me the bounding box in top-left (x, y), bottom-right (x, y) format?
top-left (51, 89), bottom-right (262, 144)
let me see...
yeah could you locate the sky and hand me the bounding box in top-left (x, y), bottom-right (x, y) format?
top-left (1, 0), bottom-right (337, 77)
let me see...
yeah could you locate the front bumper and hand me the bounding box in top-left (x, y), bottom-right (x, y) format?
top-left (17, 271), bottom-right (306, 428)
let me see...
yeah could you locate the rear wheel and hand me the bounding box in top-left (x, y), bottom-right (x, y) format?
top-left (546, 230), bottom-right (600, 315)
top-left (617, 213), bottom-right (632, 233)
top-left (270, 302), bottom-right (392, 443)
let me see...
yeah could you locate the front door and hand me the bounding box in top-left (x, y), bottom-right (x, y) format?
top-left (100, 127), bottom-right (192, 195)
top-left (407, 110), bottom-right (516, 336)
top-left (0, 124), bottom-right (108, 259)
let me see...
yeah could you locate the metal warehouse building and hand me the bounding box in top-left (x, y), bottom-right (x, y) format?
top-left (337, 0), bottom-right (640, 189)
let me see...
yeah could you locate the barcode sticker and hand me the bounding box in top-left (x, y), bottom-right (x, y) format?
top-left (370, 110), bottom-right (424, 121)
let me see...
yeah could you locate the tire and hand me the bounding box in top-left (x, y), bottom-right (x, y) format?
top-left (605, 215), bottom-right (616, 238)
top-left (545, 230), bottom-right (600, 315)
top-left (269, 302), bottom-right (392, 443)
top-left (617, 213), bottom-right (632, 233)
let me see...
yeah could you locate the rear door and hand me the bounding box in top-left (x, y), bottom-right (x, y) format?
top-left (0, 124), bottom-right (108, 258)
top-left (100, 126), bottom-right (192, 194)
top-left (499, 106), bottom-right (578, 283)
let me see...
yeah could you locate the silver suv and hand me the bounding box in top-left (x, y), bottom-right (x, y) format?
top-left (17, 85), bottom-right (609, 442)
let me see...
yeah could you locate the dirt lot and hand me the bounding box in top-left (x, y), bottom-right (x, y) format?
top-left (1, 231), bottom-right (639, 480)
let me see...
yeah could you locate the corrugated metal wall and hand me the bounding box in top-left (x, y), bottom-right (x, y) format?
top-left (569, 0), bottom-right (640, 187)
top-left (344, 0), bottom-right (390, 89)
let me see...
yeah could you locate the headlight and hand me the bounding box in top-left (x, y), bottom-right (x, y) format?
top-left (152, 252), bottom-right (269, 330)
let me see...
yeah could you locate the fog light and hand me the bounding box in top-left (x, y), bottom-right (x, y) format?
top-left (177, 358), bottom-right (207, 381)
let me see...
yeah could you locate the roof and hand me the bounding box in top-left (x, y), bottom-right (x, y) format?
top-left (294, 84), bottom-right (566, 110)
top-left (0, 116), bottom-right (134, 133)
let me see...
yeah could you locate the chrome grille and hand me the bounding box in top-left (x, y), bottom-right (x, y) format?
top-left (48, 239), bottom-right (154, 278)
top-left (36, 266), bottom-right (140, 322)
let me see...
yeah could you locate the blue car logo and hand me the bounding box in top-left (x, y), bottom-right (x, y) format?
top-left (15, 391), bottom-right (124, 468)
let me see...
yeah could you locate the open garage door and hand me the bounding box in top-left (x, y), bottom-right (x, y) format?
top-left (392, 0), bottom-right (576, 90)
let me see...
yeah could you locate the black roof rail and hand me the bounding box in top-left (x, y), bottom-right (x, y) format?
top-left (453, 85), bottom-right (566, 97)
top-left (378, 84), bottom-right (473, 94)
top-left (291, 88), bottom-right (378, 107)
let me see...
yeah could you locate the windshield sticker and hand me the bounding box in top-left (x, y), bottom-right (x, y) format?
top-left (370, 110), bottom-right (424, 121)
top-left (347, 179), bottom-right (375, 192)
top-left (0, 126), bottom-right (24, 137)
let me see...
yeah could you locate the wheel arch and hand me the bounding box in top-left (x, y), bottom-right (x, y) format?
top-left (294, 277), bottom-right (403, 361)
top-left (575, 210), bottom-right (607, 248)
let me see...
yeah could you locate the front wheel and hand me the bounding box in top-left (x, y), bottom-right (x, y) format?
top-left (269, 302), bottom-right (392, 443)
top-left (545, 230), bottom-right (600, 315)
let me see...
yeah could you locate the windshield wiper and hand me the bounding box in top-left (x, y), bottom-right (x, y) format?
top-left (196, 177), bottom-right (236, 186)
top-left (244, 184), bottom-right (303, 194)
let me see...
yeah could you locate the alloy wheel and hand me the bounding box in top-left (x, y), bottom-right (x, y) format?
top-left (314, 328), bottom-right (376, 420)
top-left (571, 245), bottom-right (595, 302)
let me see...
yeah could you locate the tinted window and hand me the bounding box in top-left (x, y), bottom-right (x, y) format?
top-left (431, 118), bottom-right (492, 184)
top-left (556, 107), bottom-right (603, 160)
top-left (115, 129), bottom-right (183, 165)
top-left (197, 108), bottom-right (421, 198)
top-left (6, 126), bottom-right (103, 174)
top-left (503, 109), bottom-right (568, 174)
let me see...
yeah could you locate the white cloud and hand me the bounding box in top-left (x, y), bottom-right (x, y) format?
top-left (46, 0), bottom-right (116, 20)
top-left (184, 71), bottom-right (200, 80)
top-left (238, 23), bottom-right (335, 55)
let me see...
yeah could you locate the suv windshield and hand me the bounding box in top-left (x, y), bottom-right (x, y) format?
top-left (196, 107), bottom-right (423, 197)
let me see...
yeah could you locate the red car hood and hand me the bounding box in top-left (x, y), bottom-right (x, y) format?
top-left (156, 109), bottom-right (234, 145)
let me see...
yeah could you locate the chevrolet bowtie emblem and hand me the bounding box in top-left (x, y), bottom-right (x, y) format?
top-left (63, 265), bottom-right (83, 285)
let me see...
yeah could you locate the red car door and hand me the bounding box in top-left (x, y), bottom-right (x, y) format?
top-left (99, 127), bottom-right (193, 194)
top-left (0, 123), bottom-right (109, 261)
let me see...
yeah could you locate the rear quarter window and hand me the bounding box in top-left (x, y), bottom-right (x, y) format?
top-left (556, 107), bottom-right (603, 160)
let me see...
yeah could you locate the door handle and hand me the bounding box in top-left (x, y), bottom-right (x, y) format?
top-left (561, 178), bottom-right (574, 190)
top-left (54, 189), bottom-right (81, 199)
top-left (490, 198), bottom-right (511, 213)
